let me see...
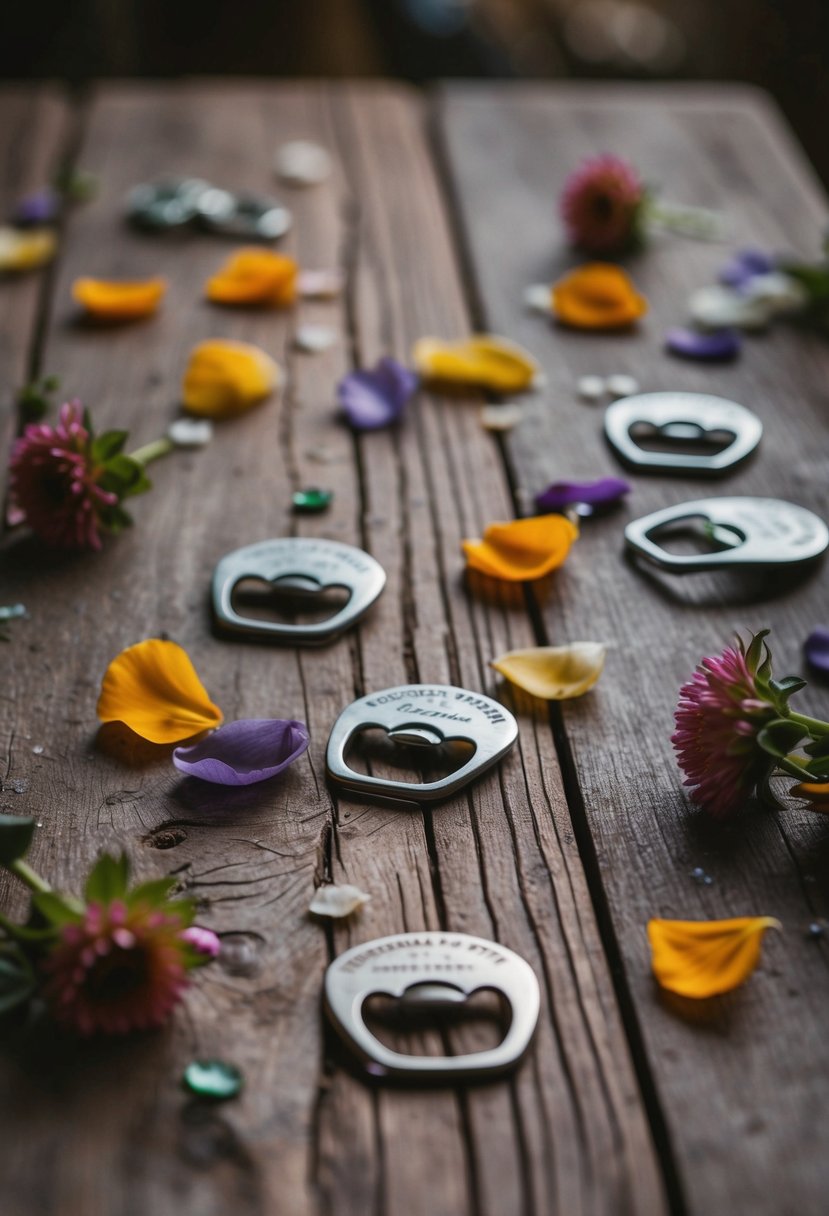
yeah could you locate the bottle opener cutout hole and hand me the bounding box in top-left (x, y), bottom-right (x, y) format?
top-left (344, 726), bottom-right (476, 785)
top-left (364, 988), bottom-right (507, 1057)
top-left (648, 515), bottom-right (745, 557)
top-left (231, 576), bottom-right (351, 627)
top-left (606, 391), bottom-right (762, 475)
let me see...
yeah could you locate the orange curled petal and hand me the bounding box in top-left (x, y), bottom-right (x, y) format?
top-left (647, 917), bottom-right (781, 1000)
top-left (552, 263), bottom-right (647, 330)
top-left (463, 514), bottom-right (578, 581)
top-left (205, 249), bottom-right (298, 307)
top-left (791, 780), bottom-right (829, 813)
top-left (72, 277), bottom-right (167, 319)
top-left (412, 335), bottom-right (541, 394)
top-left (182, 339), bottom-right (281, 418)
top-left (97, 639), bottom-right (223, 744)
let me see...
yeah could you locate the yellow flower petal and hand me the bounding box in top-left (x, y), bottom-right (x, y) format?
top-left (72, 276), bottom-right (167, 320)
top-left (0, 225), bottom-right (57, 272)
top-left (412, 334), bottom-right (541, 393)
top-left (463, 514), bottom-right (578, 581)
top-left (97, 639), bottom-right (223, 744)
top-left (648, 917), bottom-right (781, 1000)
top-left (491, 643), bottom-right (605, 700)
top-left (552, 263), bottom-right (647, 330)
top-left (182, 339), bottom-right (280, 418)
top-left (205, 248), bottom-right (298, 307)
top-left (791, 780), bottom-right (829, 813)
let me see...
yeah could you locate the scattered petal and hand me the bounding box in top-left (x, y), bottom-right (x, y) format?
top-left (167, 417), bottom-right (214, 447)
top-left (480, 403), bottom-right (523, 432)
top-left (688, 284), bottom-right (771, 330)
top-left (577, 374), bottom-right (606, 403)
top-left (182, 339), bottom-right (280, 418)
top-left (338, 357), bottom-right (419, 430)
top-left (534, 477), bottom-right (629, 514)
top-left (205, 249), bottom-right (298, 307)
top-left (309, 884), bottom-right (371, 918)
top-left (804, 627), bottom-right (829, 678)
top-left (606, 373), bottom-right (639, 398)
top-left (742, 271), bottom-right (808, 316)
top-left (719, 248), bottom-right (775, 289)
top-left (791, 780), bottom-right (829, 813)
top-left (275, 140), bottom-right (332, 186)
top-left (412, 335), bottom-right (541, 394)
top-left (294, 325), bottom-right (337, 353)
top-left (552, 263), bottom-right (647, 330)
top-left (173, 718), bottom-right (309, 786)
top-left (13, 189), bottom-right (60, 226)
top-left (524, 283), bottom-right (554, 314)
top-left (648, 917), bottom-right (780, 999)
top-left (97, 639), bottom-right (223, 744)
top-left (72, 277), bottom-right (167, 320)
top-left (492, 642), bottom-right (605, 700)
top-left (298, 269), bottom-right (343, 299)
top-left (0, 225), bottom-right (57, 272)
top-left (463, 514), bottom-right (578, 581)
top-left (665, 326), bottom-right (741, 361)
top-left (182, 926), bottom-right (222, 959)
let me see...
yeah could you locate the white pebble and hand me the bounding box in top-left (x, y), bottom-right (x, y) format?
top-left (294, 325), bottom-right (337, 353)
top-left (168, 417), bottom-right (214, 448)
top-left (606, 373), bottom-right (640, 398)
top-left (480, 403), bottom-right (523, 432)
top-left (275, 140), bottom-right (332, 187)
top-left (577, 374), bottom-right (606, 403)
top-left (524, 283), bottom-right (553, 315)
top-left (309, 883), bottom-right (371, 919)
top-left (32, 745), bottom-right (44, 755)
top-left (688, 284), bottom-right (771, 331)
top-left (298, 269), bottom-right (343, 299)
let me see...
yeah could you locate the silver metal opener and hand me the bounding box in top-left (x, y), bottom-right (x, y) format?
top-left (326, 684), bottom-right (518, 804)
top-left (625, 496), bottom-right (829, 573)
top-left (324, 931), bottom-right (540, 1081)
top-left (212, 538), bottom-right (386, 644)
top-left (605, 391), bottom-right (762, 474)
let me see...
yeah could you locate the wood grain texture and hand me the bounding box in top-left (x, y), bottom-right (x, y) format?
top-left (0, 83), bottom-right (664, 1216)
top-left (438, 82), bottom-right (829, 1215)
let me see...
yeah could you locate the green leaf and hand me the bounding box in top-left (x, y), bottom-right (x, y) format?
top-left (84, 852), bottom-right (129, 905)
top-left (769, 676), bottom-right (807, 705)
top-left (31, 889), bottom-right (83, 925)
top-left (804, 736), bottom-right (829, 758)
top-left (98, 504), bottom-right (134, 535)
top-left (0, 956), bottom-right (35, 1017)
top-left (744, 629), bottom-right (770, 677)
top-left (90, 430), bottom-right (128, 463)
top-left (99, 455), bottom-right (152, 500)
top-left (126, 876), bottom-right (178, 909)
top-left (757, 718), bottom-right (808, 759)
top-left (0, 816), bottom-right (36, 866)
top-left (0, 910), bottom-right (59, 943)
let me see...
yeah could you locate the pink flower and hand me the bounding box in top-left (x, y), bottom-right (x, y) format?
top-left (8, 399), bottom-right (117, 550)
top-left (182, 925), bottom-right (221, 959)
top-left (41, 898), bottom-right (192, 1035)
top-left (560, 154), bottom-right (644, 255)
top-left (672, 637), bottom-right (777, 817)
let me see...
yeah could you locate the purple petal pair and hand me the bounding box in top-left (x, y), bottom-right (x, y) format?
top-left (173, 718), bottom-right (310, 786)
top-left (338, 357), bottom-right (419, 430)
top-left (13, 189), bottom-right (60, 226)
top-left (665, 327), bottom-right (741, 361)
top-left (804, 628), bottom-right (829, 679)
top-left (534, 477), bottom-right (630, 514)
top-left (719, 248), bottom-right (775, 290)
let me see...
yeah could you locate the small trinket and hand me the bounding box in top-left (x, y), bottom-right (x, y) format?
top-left (298, 269), bottom-right (344, 299)
top-left (577, 375), bottom-right (606, 403)
top-left (606, 373), bottom-right (639, 398)
top-left (126, 177), bottom-right (292, 241)
top-left (688, 284), bottom-right (770, 331)
top-left (168, 418), bottom-right (213, 448)
top-left (292, 488), bottom-right (333, 514)
top-left (605, 391), bottom-right (762, 475)
top-left (480, 403), bottom-right (523, 432)
top-left (294, 325), bottom-right (337, 353)
top-left (325, 931), bottom-right (539, 1080)
top-left (182, 1060), bottom-right (243, 1101)
top-left (804, 628), bottom-right (829, 677)
top-left (523, 284), bottom-right (553, 314)
top-left (126, 177), bottom-right (212, 231)
top-left (275, 140), bottom-right (333, 187)
top-left (665, 327), bottom-right (740, 361)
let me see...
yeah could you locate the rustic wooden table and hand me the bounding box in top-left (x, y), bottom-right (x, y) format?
top-left (1, 81), bottom-right (828, 1216)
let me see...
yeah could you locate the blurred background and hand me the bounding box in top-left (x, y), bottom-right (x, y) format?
top-left (3, 0), bottom-right (828, 185)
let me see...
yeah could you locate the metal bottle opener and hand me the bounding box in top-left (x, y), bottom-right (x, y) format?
top-left (605, 391), bottom-right (763, 474)
top-left (212, 538), bottom-right (386, 644)
top-left (324, 931), bottom-right (540, 1081)
top-left (625, 496), bottom-right (829, 573)
top-left (326, 683), bottom-right (518, 804)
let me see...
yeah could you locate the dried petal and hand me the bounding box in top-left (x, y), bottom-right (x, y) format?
top-left (791, 780), bottom-right (829, 813)
top-left (552, 263), bottom-right (647, 330)
top-left (275, 140), bottom-right (332, 186)
top-left (804, 627), bottom-right (829, 678)
top-left (338, 357), bottom-right (419, 430)
top-left (688, 285), bottom-right (771, 330)
top-left (168, 417), bottom-right (213, 448)
top-left (719, 248), bottom-right (775, 289)
top-left (72, 277), bottom-right (167, 320)
top-left (492, 643), bottom-right (605, 700)
top-left (173, 718), bottom-right (309, 785)
top-left (309, 884), bottom-right (371, 918)
top-left (205, 249), bottom-right (298, 307)
top-left (182, 339), bottom-right (280, 418)
top-left (412, 335), bottom-right (541, 394)
top-left (648, 917), bottom-right (780, 999)
top-left (0, 225), bottom-right (56, 272)
top-left (463, 514), bottom-right (578, 581)
top-left (298, 269), bottom-right (343, 299)
top-left (665, 326), bottom-right (740, 361)
top-left (480, 403), bottom-right (523, 432)
top-left (97, 639), bottom-right (222, 744)
top-left (534, 477), bottom-right (629, 514)
top-left (295, 325), bottom-right (337, 353)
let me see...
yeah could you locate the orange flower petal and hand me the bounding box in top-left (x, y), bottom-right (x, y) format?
top-left (205, 249), bottom-right (298, 307)
top-left (97, 639), bottom-right (223, 744)
top-left (182, 339), bottom-right (281, 418)
top-left (648, 916), bottom-right (781, 1000)
top-left (791, 780), bottom-right (829, 813)
top-left (552, 263), bottom-right (647, 330)
top-left (72, 277), bottom-right (167, 319)
top-left (463, 514), bottom-right (578, 581)
top-left (412, 335), bottom-right (541, 393)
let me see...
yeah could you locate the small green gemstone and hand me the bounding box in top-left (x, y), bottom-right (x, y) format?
top-left (182, 1059), bottom-right (244, 1101)
top-left (292, 488), bottom-right (333, 514)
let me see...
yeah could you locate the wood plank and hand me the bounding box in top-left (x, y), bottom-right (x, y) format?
top-left (438, 81), bottom-right (829, 1215)
top-left (0, 81), bottom-right (664, 1216)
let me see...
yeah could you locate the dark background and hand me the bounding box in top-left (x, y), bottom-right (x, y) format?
top-left (3, 0), bottom-right (828, 186)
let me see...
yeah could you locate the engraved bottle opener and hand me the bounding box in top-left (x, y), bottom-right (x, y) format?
top-left (325, 931), bottom-right (540, 1081)
top-left (605, 391), bottom-right (762, 474)
top-left (326, 683), bottom-right (518, 805)
top-left (625, 496), bottom-right (829, 573)
top-left (212, 538), bottom-right (386, 644)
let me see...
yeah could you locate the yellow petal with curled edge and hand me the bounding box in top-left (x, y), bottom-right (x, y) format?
top-left (97, 639), bottom-right (223, 744)
top-left (491, 643), bottom-right (605, 700)
top-left (182, 339), bottom-right (280, 418)
top-left (412, 334), bottom-right (541, 394)
top-left (0, 225), bottom-right (57, 272)
top-left (647, 917), bottom-right (781, 1000)
top-left (72, 276), bottom-right (167, 319)
top-left (791, 780), bottom-right (829, 813)
top-left (205, 248), bottom-right (298, 307)
top-left (463, 514), bottom-right (578, 581)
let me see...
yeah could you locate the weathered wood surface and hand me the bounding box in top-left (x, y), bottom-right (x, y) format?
top-left (0, 82), bottom-right (666, 1216)
top-left (440, 83), bottom-right (829, 1216)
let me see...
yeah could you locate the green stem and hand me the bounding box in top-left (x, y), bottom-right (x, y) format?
top-left (788, 711), bottom-right (829, 737)
top-left (9, 859), bottom-right (51, 895)
top-left (128, 436), bottom-right (174, 467)
top-left (644, 198), bottom-right (729, 242)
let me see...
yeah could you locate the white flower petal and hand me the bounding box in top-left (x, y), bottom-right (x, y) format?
top-left (309, 884), bottom-right (371, 918)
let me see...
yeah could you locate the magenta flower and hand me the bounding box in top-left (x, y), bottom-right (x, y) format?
top-left (560, 154), bottom-right (644, 255)
top-left (182, 925), bottom-right (222, 959)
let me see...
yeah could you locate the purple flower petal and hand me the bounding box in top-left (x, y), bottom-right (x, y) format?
top-left (534, 477), bottom-right (630, 514)
top-left (804, 628), bottom-right (829, 679)
top-left (13, 189), bottom-right (60, 226)
top-left (173, 718), bottom-right (309, 786)
top-left (665, 327), bottom-right (741, 361)
top-left (338, 357), bottom-right (419, 430)
top-left (719, 248), bottom-right (775, 289)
